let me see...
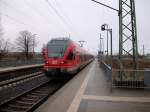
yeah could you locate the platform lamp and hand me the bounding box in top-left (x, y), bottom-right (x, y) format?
top-left (101, 24), bottom-right (112, 57)
top-left (99, 33), bottom-right (104, 54)
top-left (101, 24), bottom-right (108, 57)
top-left (101, 24), bottom-right (113, 67)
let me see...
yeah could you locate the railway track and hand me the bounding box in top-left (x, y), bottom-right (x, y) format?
top-left (0, 63), bottom-right (75, 112)
top-left (0, 72), bottom-right (49, 105)
top-left (0, 80), bottom-right (66, 112)
top-left (0, 71), bottom-right (42, 86)
top-left (0, 68), bottom-right (71, 112)
top-left (0, 64), bottom-right (43, 82)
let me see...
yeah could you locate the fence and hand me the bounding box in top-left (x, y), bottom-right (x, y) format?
top-left (100, 61), bottom-right (150, 88)
top-left (112, 69), bottom-right (144, 88)
top-left (100, 61), bottom-right (111, 83)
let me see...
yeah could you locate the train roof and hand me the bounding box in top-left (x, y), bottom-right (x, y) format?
top-left (50, 37), bottom-right (71, 41)
top-left (47, 38), bottom-right (72, 44)
top-left (45, 37), bottom-right (93, 56)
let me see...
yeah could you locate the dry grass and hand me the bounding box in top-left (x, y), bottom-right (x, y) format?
top-left (102, 56), bottom-right (150, 80)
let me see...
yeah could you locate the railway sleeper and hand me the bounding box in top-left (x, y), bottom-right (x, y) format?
top-left (15, 100), bottom-right (34, 105)
top-left (34, 89), bottom-right (49, 93)
top-left (26, 94), bottom-right (43, 99)
top-left (33, 90), bottom-right (49, 94)
top-left (20, 97), bottom-right (39, 102)
top-left (8, 101), bottom-right (33, 107)
top-left (8, 104), bottom-right (29, 110)
top-left (1, 107), bottom-right (24, 112)
top-left (1, 106), bottom-right (28, 112)
top-left (31, 92), bottom-right (48, 96)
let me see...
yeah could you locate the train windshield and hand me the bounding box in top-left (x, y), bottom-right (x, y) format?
top-left (47, 39), bottom-right (69, 58)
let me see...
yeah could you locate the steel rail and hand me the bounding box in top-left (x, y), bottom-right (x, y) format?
top-left (0, 78), bottom-right (68, 112)
top-left (0, 71), bottom-right (42, 86)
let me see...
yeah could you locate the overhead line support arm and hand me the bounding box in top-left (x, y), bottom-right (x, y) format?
top-left (91, 0), bottom-right (119, 13)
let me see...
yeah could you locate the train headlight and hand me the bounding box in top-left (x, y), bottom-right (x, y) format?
top-left (60, 61), bottom-right (64, 64)
top-left (60, 61), bottom-right (67, 64)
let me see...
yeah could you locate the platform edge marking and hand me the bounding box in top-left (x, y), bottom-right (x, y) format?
top-left (67, 61), bottom-right (95, 112)
top-left (83, 95), bottom-right (150, 103)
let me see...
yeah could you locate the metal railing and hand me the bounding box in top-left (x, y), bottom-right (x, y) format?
top-left (100, 61), bottom-right (112, 82)
top-left (112, 69), bottom-right (145, 88)
top-left (100, 61), bottom-right (150, 88)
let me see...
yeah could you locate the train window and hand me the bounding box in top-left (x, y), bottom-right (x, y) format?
top-left (81, 54), bottom-right (84, 62)
top-left (80, 55), bottom-right (83, 62)
top-left (47, 45), bottom-right (65, 58)
top-left (49, 39), bottom-right (69, 45)
top-left (47, 40), bottom-right (70, 58)
top-left (67, 51), bottom-right (74, 60)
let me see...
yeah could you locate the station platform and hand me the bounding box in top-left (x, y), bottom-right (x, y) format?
top-left (35, 59), bottom-right (150, 112)
top-left (0, 64), bottom-right (43, 73)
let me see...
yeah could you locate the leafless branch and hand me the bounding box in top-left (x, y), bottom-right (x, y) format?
top-left (15, 30), bottom-right (38, 59)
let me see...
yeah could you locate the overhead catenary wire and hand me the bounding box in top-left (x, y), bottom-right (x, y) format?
top-left (51, 0), bottom-right (73, 26)
top-left (1, 0), bottom-right (62, 32)
top-left (24, 0), bottom-right (70, 34)
top-left (1, 1), bottom-right (40, 31)
top-left (24, 0), bottom-right (72, 32)
top-left (23, 0), bottom-right (51, 26)
top-left (1, 0), bottom-right (31, 18)
top-left (45, 0), bottom-right (71, 29)
top-left (1, 0), bottom-right (81, 38)
top-left (51, 0), bottom-right (82, 38)
top-left (45, 0), bottom-right (82, 37)
top-left (0, 0), bottom-right (44, 32)
top-left (0, 12), bottom-right (40, 32)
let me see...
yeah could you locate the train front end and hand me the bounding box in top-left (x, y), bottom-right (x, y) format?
top-left (43, 38), bottom-right (78, 77)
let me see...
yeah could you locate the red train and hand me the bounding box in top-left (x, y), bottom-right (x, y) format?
top-left (42, 38), bottom-right (94, 77)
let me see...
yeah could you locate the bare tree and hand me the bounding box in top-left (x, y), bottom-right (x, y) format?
top-left (15, 30), bottom-right (37, 59)
top-left (0, 17), bottom-right (10, 59)
top-left (0, 17), bottom-right (4, 52)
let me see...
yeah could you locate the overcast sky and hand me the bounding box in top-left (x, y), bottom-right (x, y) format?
top-left (0, 0), bottom-right (150, 54)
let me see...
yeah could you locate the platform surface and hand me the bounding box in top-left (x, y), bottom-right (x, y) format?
top-left (0, 64), bottom-right (43, 73)
top-left (35, 59), bottom-right (150, 112)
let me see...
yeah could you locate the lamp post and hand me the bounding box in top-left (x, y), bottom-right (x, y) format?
top-left (109, 29), bottom-right (112, 58)
top-left (101, 24), bottom-right (108, 56)
top-left (101, 24), bottom-right (112, 57)
top-left (99, 33), bottom-right (104, 54)
top-left (92, 0), bottom-right (139, 76)
top-left (99, 34), bottom-right (104, 63)
top-left (101, 24), bottom-right (113, 67)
